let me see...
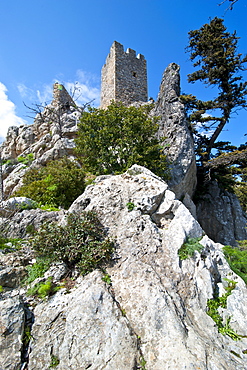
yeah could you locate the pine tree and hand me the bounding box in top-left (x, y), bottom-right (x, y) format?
top-left (183, 17), bottom-right (247, 165)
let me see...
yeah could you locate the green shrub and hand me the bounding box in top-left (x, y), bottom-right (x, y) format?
top-left (178, 236), bottom-right (204, 260)
top-left (207, 279), bottom-right (241, 340)
top-left (223, 245), bottom-right (247, 285)
top-left (14, 157), bottom-right (86, 209)
top-left (75, 101), bottom-right (169, 179)
top-left (30, 211), bottom-right (114, 275)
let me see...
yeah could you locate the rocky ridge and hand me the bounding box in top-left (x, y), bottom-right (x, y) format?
top-left (1, 83), bottom-right (80, 197)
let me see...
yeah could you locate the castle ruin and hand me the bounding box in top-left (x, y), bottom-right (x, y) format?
top-left (100, 41), bottom-right (148, 108)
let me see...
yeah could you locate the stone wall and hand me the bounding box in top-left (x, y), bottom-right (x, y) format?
top-left (101, 41), bottom-right (147, 108)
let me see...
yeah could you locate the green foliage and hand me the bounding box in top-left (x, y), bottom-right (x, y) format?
top-left (22, 326), bottom-right (33, 346)
top-left (0, 235), bottom-right (23, 252)
top-left (17, 153), bottom-right (34, 165)
top-left (75, 101), bottom-right (169, 179)
top-left (14, 157), bottom-right (85, 209)
top-left (178, 237), bottom-right (204, 260)
top-left (126, 202), bottom-right (136, 211)
top-left (186, 17), bottom-right (247, 164)
top-left (101, 273), bottom-right (111, 284)
top-left (27, 277), bottom-right (59, 298)
top-left (0, 285), bottom-right (3, 293)
top-left (139, 356), bottom-right (147, 370)
top-left (207, 279), bottom-right (241, 340)
top-left (223, 245), bottom-right (247, 285)
top-left (17, 200), bottom-right (38, 211)
top-left (24, 257), bottom-right (51, 284)
top-left (30, 211), bottom-right (114, 275)
top-left (49, 355), bottom-right (60, 368)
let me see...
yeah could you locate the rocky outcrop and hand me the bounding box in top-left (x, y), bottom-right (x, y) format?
top-left (1, 166), bottom-right (246, 369)
top-left (196, 181), bottom-right (247, 247)
top-left (1, 83), bottom-right (80, 197)
top-left (152, 63), bottom-right (197, 200)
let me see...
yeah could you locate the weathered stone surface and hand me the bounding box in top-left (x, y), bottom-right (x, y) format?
top-left (0, 295), bottom-right (25, 370)
top-left (152, 63), bottom-right (197, 199)
top-left (1, 208), bottom-right (65, 239)
top-left (28, 271), bottom-right (139, 370)
top-left (0, 197), bottom-right (36, 217)
top-left (24, 165), bottom-right (247, 369)
top-left (196, 181), bottom-right (247, 246)
top-left (101, 41), bottom-right (147, 108)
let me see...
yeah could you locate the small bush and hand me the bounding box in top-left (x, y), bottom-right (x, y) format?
top-left (30, 211), bottom-right (114, 275)
top-left (178, 237), bottom-right (204, 260)
top-left (14, 157), bottom-right (86, 209)
top-left (24, 258), bottom-right (51, 284)
top-left (207, 279), bottom-right (241, 340)
top-left (27, 277), bottom-right (59, 298)
top-left (223, 245), bottom-right (247, 285)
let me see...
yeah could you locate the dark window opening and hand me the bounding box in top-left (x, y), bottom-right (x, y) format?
top-left (132, 72), bottom-right (137, 77)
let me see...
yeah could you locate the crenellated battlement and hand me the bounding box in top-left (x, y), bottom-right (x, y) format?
top-left (101, 41), bottom-right (147, 108)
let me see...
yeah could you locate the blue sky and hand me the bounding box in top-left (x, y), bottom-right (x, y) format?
top-left (0, 0), bottom-right (246, 146)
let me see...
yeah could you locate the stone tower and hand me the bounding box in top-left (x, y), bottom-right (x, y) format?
top-left (101, 41), bottom-right (148, 108)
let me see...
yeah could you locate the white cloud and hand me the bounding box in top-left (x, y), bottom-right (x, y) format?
top-left (64, 70), bottom-right (100, 107)
top-left (0, 82), bottom-right (26, 142)
top-left (36, 84), bottom-right (53, 105)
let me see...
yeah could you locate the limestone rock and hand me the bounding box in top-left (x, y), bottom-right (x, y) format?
top-left (196, 181), bottom-right (247, 246)
top-left (152, 63), bottom-right (197, 199)
top-left (25, 165), bottom-right (247, 369)
top-left (1, 208), bottom-right (65, 239)
top-left (0, 295), bottom-right (25, 370)
top-left (28, 271), bottom-right (139, 370)
top-left (0, 197), bottom-right (36, 217)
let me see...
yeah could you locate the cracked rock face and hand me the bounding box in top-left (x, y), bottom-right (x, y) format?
top-left (21, 165), bottom-right (247, 369)
top-left (196, 181), bottom-right (247, 246)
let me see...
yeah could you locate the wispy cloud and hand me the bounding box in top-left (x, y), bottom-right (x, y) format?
top-left (0, 82), bottom-right (26, 142)
top-left (36, 84), bottom-right (53, 104)
top-left (64, 70), bottom-right (100, 106)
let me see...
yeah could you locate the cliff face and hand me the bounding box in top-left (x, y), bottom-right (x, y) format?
top-left (152, 63), bottom-right (197, 200)
top-left (0, 165), bottom-right (247, 370)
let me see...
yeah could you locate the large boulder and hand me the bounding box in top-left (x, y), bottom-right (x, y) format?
top-left (25, 165), bottom-right (247, 370)
top-left (152, 63), bottom-right (197, 199)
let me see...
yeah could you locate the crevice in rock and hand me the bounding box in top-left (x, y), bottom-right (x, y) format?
top-left (107, 284), bottom-right (147, 369)
top-left (20, 301), bottom-right (34, 370)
